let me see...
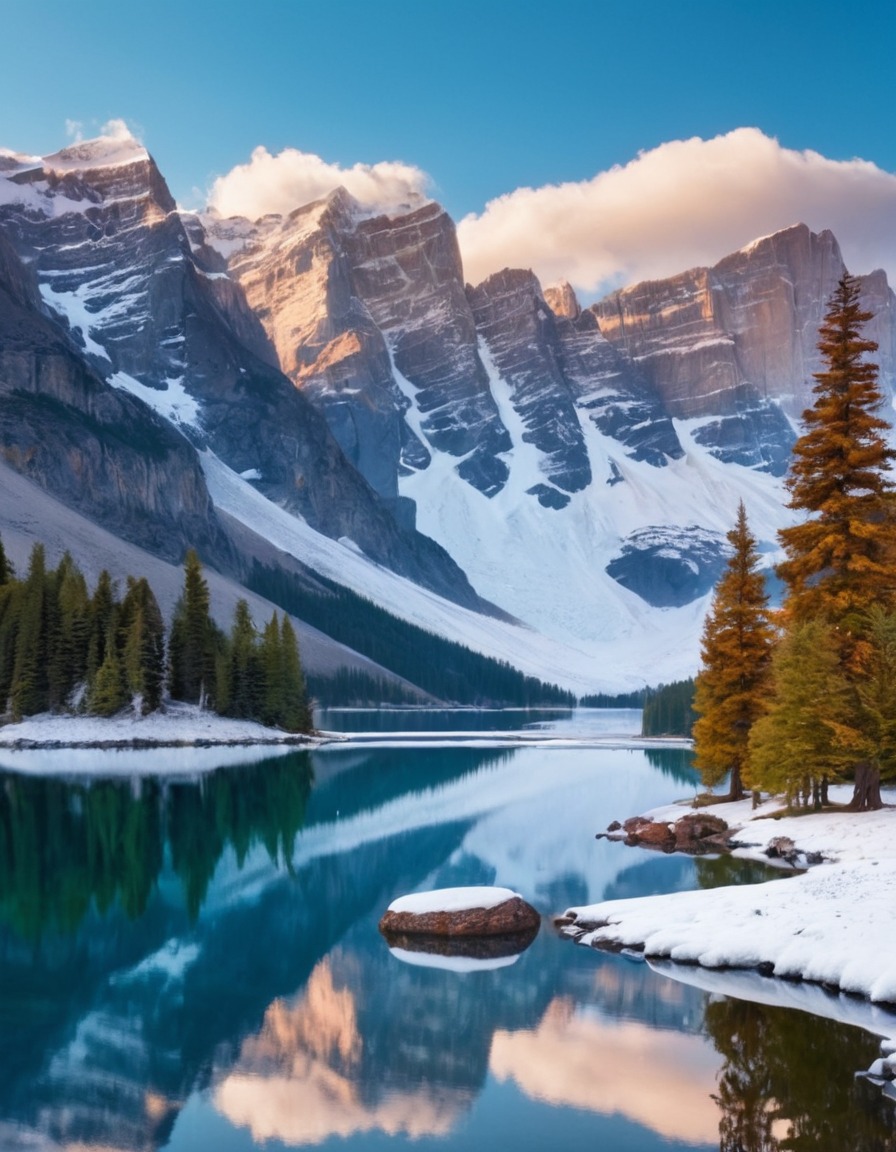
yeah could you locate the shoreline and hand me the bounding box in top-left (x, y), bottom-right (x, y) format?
top-left (562, 789), bottom-right (896, 1002)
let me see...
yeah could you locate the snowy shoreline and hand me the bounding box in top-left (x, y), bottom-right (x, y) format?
top-left (563, 788), bottom-right (896, 1004)
top-left (562, 787), bottom-right (896, 1088)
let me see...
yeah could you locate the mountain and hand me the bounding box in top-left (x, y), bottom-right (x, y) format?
top-left (0, 133), bottom-right (489, 614)
top-left (2, 131), bottom-right (895, 694)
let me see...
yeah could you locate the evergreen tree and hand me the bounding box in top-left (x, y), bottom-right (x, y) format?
top-left (0, 578), bottom-right (23, 714)
top-left (279, 615), bottom-right (311, 732)
top-left (88, 632), bottom-right (128, 717)
top-left (168, 550), bottom-right (218, 708)
top-left (120, 577), bottom-right (166, 714)
top-left (11, 544), bottom-right (50, 720)
top-left (47, 553), bottom-right (89, 711)
top-left (0, 532), bottom-right (11, 585)
top-left (747, 620), bottom-right (859, 808)
top-left (692, 503), bottom-right (776, 800)
top-left (225, 599), bottom-right (261, 720)
top-left (86, 570), bottom-right (117, 688)
top-left (778, 273), bottom-right (896, 627)
top-left (776, 274), bottom-right (896, 808)
top-left (259, 612), bottom-right (283, 727)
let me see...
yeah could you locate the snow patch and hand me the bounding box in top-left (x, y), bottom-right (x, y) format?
top-left (110, 371), bottom-right (201, 429)
top-left (387, 886), bottom-right (521, 915)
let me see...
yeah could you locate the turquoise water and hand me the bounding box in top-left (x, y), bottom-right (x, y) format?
top-left (0, 716), bottom-right (891, 1150)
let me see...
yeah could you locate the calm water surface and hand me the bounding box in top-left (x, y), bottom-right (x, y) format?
top-left (0, 710), bottom-right (892, 1150)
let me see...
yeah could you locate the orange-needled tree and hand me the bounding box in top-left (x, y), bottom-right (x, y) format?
top-left (776, 273), bottom-right (896, 809)
top-left (693, 502), bottom-right (775, 801)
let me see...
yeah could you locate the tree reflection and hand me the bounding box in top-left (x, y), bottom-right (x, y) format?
top-left (705, 996), bottom-right (896, 1150)
top-left (0, 752), bottom-right (313, 939)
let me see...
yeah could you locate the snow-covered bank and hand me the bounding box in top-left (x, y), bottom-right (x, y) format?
top-left (564, 787), bottom-right (896, 1003)
top-left (0, 704), bottom-right (322, 774)
top-left (564, 788), bottom-right (896, 1091)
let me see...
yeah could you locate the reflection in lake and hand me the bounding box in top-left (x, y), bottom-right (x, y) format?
top-left (0, 730), bottom-right (891, 1150)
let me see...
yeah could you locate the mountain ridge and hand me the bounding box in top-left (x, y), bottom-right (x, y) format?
top-left (2, 132), bottom-right (895, 693)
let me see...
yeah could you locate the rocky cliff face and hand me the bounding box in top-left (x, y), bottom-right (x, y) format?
top-left (0, 229), bottom-right (225, 563)
top-left (589, 224), bottom-right (896, 475)
top-left (0, 134), bottom-right (487, 611)
top-left (220, 190), bottom-right (513, 502)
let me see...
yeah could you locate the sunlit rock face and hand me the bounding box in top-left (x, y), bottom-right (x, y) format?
top-left (221, 189), bottom-right (512, 501)
top-left (590, 224), bottom-right (896, 475)
top-left (544, 283), bottom-right (685, 468)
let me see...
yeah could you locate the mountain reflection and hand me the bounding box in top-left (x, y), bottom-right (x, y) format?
top-left (0, 742), bottom-right (892, 1151)
top-left (491, 997), bottom-right (720, 1144)
top-left (215, 957), bottom-right (471, 1143)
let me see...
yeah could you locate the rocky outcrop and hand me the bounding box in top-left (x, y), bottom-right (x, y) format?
top-left (0, 230), bottom-right (225, 563)
top-left (546, 286), bottom-right (684, 467)
top-left (605, 525), bottom-right (730, 607)
top-left (600, 812), bottom-right (732, 854)
top-left (223, 191), bottom-right (512, 501)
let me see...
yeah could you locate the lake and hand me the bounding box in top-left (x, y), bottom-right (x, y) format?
top-left (0, 709), bottom-right (892, 1150)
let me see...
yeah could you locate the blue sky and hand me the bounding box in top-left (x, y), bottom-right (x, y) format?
top-left (3, 0), bottom-right (894, 293)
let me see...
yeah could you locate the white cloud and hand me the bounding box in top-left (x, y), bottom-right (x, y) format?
top-left (99, 117), bottom-right (141, 143)
top-left (208, 146), bottom-right (430, 220)
top-left (456, 129), bottom-right (896, 298)
top-left (64, 119), bottom-right (83, 143)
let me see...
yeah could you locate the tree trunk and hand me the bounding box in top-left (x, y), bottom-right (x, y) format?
top-left (724, 764), bottom-right (745, 802)
top-left (848, 761), bottom-right (883, 811)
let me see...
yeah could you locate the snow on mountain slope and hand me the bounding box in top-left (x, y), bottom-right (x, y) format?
top-left (201, 444), bottom-right (785, 694)
top-left (394, 325), bottom-right (793, 636)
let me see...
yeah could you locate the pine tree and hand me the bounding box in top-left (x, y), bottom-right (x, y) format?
top-left (168, 550), bottom-right (217, 707)
top-left (47, 553), bottom-right (89, 711)
top-left (776, 273), bottom-right (896, 808)
top-left (11, 544), bottom-right (50, 720)
top-left (225, 599), bottom-right (260, 719)
top-left (88, 633), bottom-right (128, 717)
top-left (748, 620), bottom-right (860, 808)
top-left (86, 570), bottom-right (117, 688)
top-left (279, 615), bottom-right (311, 733)
top-left (778, 273), bottom-right (896, 628)
top-left (692, 503), bottom-right (775, 801)
top-left (120, 577), bottom-right (166, 714)
top-left (259, 612), bottom-right (283, 726)
top-left (0, 533), bottom-right (11, 585)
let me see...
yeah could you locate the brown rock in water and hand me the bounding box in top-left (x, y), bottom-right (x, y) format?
top-left (622, 816), bottom-right (675, 850)
top-left (379, 895), bottom-right (540, 938)
top-left (382, 925), bottom-right (539, 960)
top-left (617, 812), bottom-right (730, 854)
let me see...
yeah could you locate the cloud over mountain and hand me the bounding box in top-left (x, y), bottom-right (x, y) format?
top-left (456, 129), bottom-right (896, 298)
top-left (208, 146), bottom-right (430, 220)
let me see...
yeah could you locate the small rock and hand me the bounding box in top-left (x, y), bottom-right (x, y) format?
top-left (379, 889), bottom-right (540, 938)
top-left (766, 836), bottom-right (798, 862)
